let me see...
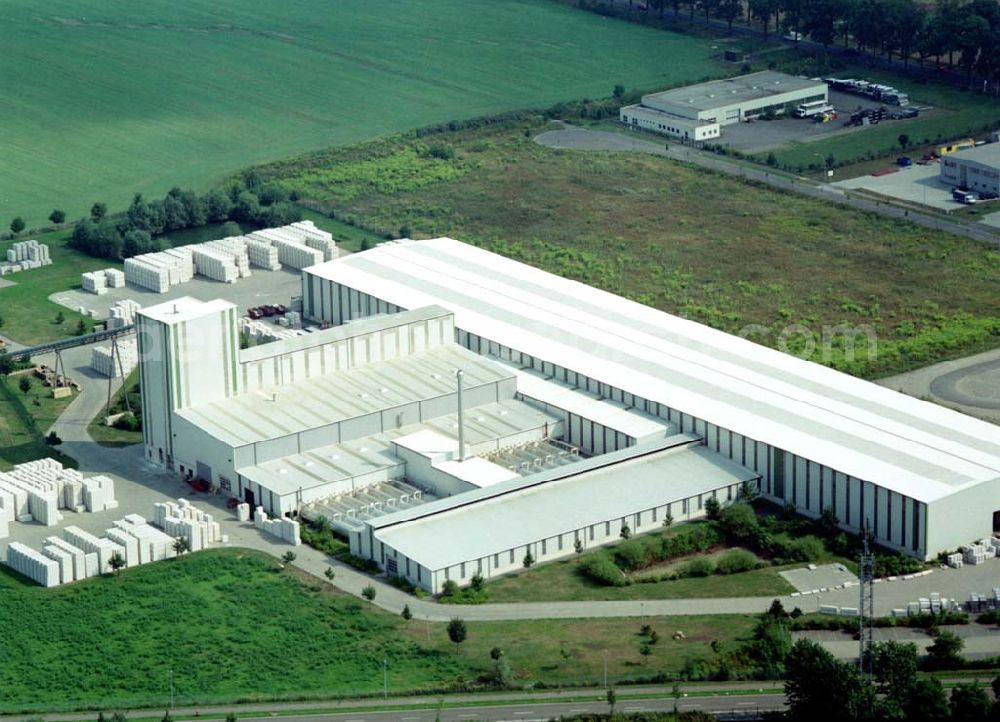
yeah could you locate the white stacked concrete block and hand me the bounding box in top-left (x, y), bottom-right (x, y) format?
top-left (7, 542), bottom-right (61, 586)
top-left (63, 526), bottom-right (125, 574)
top-left (252, 506), bottom-right (301, 545)
top-left (192, 247), bottom-right (239, 283)
top-left (91, 342), bottom-right (138, 378)
top-left (42, 545), bottom-right (75, 584)
top-left (104, 268), bottom-right (126, 287)
top-left (82, 271), bottom-right (108, 294)
top-left (82, 475), bottom-right (116, 512)
top-left (245, 239), bottom-right (281, 270)
top-left (236, 502), bottom-right (251, 522)
top-left (84, 552), bottom-right (100, 578)
top-left (105, 527), bottom-right (141, 567)
top-left (45, 537), bottom-right (87, 580)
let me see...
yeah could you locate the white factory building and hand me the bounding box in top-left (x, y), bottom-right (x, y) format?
top-left (137, 238), bottom-right (1000, 593)
top-left (619, 71), bottom-right (827, 141)
top-left (940, 143), bottom-right (1000, 197)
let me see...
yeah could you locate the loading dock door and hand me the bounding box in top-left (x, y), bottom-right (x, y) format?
top-left (196, 461), bottom-right (212, 482)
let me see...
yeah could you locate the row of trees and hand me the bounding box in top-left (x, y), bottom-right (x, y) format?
top-left (69, 173), bottom-right (302, 261)
top-left (635, 0), bottom-right (1000, 82)
top-left (785, 634), bottom-right (999, 719)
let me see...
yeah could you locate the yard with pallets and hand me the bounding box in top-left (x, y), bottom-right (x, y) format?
top-left (0, 547), bottom-right (758, 712)
top-left (255, 118), bottom-right (1000, 379)
top-left (1, 0), bottom-right (722, 228)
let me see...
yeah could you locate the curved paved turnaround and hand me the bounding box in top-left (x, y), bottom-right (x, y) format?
top-left (929, 357), bottom-right (1000, 410)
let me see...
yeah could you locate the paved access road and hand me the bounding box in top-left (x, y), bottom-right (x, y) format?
top-left (535, 126), bottom-right (1000, 246)
top-left (0, 689), bottom-right (785, 722)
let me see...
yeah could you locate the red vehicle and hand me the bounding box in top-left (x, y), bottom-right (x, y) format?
top-left (274, 304), bottom-right (287, 315)
top-left (261, 305), bottom-right (277, 317)
top-left (247, 308), bottom-right (262, 320)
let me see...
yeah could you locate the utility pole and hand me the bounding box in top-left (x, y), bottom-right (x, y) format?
top-left (858, 522), bottom-right (875, 684)
top-left (383, 658), bottom-right (388, 699)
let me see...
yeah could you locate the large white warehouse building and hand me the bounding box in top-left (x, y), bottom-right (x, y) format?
top-left (136, 238), bottom-right (1000, 592)
top-left (301, 238), bottom-right (1000, 569)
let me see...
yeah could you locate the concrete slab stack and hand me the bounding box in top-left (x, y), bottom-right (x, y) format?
top-left (244, 239), bottom-right (281, 270)
top-left (253, 506), bottom-right (301, 545)
top-left (192, 247), bottom-right (239, 283)
top-left (202, 238), bottom-right (251, 278)
top-left (112, 515), bottom-right (175, 563)
top-left (62, 526), bottom-right (125, 574)
top-left (152, 499), bottom-right (222, 551)
top-left (82, 475), bottom-right (117, 512)
top-left (6, 542), bottom-right (60, 587)
top-left (236, 502), bottom-right (251, 522)
top-left (81, 271), bottom-right (108, 295)
top-left (0, 461), bottom-right (118, 538)
top-left (963, 542), bottom-right (991, 565)
top-left (289, 221), bottom-right (339, 261)
top-left (125, 249), bottom-right (194, 292)
top-left (2, 241), bottom-right (52, 275)
top-left (90, 340), bottom-right (138, 378)
top-left (946, 552), bottom-right (964, 569)
top-left (44, 537), bottom-right (90, 580)
top-left (106, 299), bottom-right (141, 329)
top-left (104, 268), bottom-right (126, 288)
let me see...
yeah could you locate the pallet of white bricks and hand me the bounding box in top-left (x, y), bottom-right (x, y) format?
top-left (119, 221), bottom-right (337, 293)
top-left (241, 503), bottom-right (300, 545)
top-left (90, 338), bottom-right (139, 378)
top-left (153, 498), bottom-right (222, 551)
top-left (5, 499), bottom-right (225, 587)
top-left (0, 459), bottom-right (116, 538)
top-left (1, 240), bottom-right (51, 275)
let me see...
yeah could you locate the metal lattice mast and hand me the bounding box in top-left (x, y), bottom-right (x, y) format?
top-left (859, 522), bottom-right (875, 682)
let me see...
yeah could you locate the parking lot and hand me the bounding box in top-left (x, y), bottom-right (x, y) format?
top-left (831, 162), bottom-right (959, 210)
top-left (720, 90), bottom-right (928, 153)
top-left (51, 266), bottom-right (303, 320)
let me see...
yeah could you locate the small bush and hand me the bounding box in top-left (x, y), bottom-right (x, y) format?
top-left (361, 584), bottom-right (376, 601)
top-left (614, 539), bottom-right (650, 572)
top-left (581, 555), bottom-right (628, 586)
top-left (716, 549), bottom-right (758, 575)
top-left (678, 558), bottom-right (715, 578)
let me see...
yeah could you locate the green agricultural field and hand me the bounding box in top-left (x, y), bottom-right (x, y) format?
top-left (1, 0), bottom-right (721, 228)
top-left (256, 120), bottom-right (1000, 379)
top-left (0, 233), bottom-right (106, 345)
top-left (0, 548), bottom-right (754, 712)
top-left (0, 375), bottom-right (77, 470)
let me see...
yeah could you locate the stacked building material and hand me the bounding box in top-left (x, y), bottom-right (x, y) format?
top-left (289, 221), bottom-right (339, 261)
top-left (192, 246), bottom-right (239, 283)
top-left (124, 248), bottom-right (194, 292)
top-left (946, 551), bottom-right (964, 569)
top-left (104, 268), bottom-right (126, 288)
top-left (253, 506), bottom-right (301, 545)
top-left (203, 238), bottom-right (251, 278)
top-left (0, 460), bottom-right (117, 538)
top-left (963, 542), bottom-right (991, 565)
top-left (152, 498), bottom-right (223, 551)
top-left (244, 238), bottom-right (281, 270)
top-left (90, 339), bottom-right (138, 378)
top-left (239, 318), bottom-right (299, 343)
top-left (6, 542), bottom-right (61, 587)
top-left (106, 299), bottom-right (141, 329)
top-left (63, 526), bottom-right (125, 574)
top-left (81, 270), bottom-right (108, 295)
top-left (4, 241), bottom-right (51, 272)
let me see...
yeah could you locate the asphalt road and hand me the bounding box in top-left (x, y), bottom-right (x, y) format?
top-left (226, 694), bottom-right (785, 722)
top-left (929, 357), bottom-right (1000, 411)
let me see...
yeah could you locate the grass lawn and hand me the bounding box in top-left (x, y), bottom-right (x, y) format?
top-left (0, 548), bottom-right (755, 712)
top-left (0, 232), bottom-right (109, 345)
top-left (485, 556), bottom-right (795, 603)
top-left (0, 374), bottom-right (77, 470)
top-left (404, 614), bottom-right (758, 688)
top-left (258, 119), bottom-right (1000, 378)
top-left (85, 368), bottom-right (143, 447)
top-left (1, 0), bottom-right (723, 228)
